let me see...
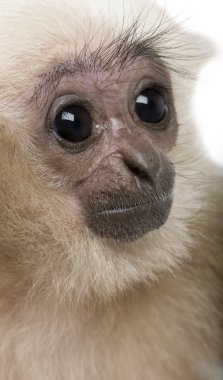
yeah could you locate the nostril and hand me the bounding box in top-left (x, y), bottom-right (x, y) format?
top-left (123, 157), bottom-right (153, 184)
top-left (129, 165), bottom-right (149, 181)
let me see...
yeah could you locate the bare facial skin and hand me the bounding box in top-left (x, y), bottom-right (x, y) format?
top-left (35, 60), bottom-right (177, 241)
top-left (0, 1), bottom-right (222, 379)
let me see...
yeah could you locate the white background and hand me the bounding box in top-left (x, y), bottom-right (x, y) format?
top-left (158, 0), bottom-right (223, 166)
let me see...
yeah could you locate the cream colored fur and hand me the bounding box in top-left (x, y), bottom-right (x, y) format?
top-left (0, 0), bottom-right (222, 379)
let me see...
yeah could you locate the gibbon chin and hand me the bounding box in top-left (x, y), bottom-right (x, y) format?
top-left (0, 0), bottom-right (222, 379)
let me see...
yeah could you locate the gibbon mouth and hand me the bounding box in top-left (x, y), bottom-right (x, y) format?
top-left (97, 193), bottom-right (173, 216)
top-left (87, 192), bottom-right (174, 242)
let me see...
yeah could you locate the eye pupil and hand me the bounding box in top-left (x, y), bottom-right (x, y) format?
top-left (53, 106), bottom-right (92, 142)
top-left (135, 89), bottom-right (167, 124)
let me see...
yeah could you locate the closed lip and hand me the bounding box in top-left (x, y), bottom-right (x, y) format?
top-left (97, 192), bottom-right (173, 216)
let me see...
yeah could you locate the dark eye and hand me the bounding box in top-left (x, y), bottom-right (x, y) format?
top-left (53, 106), bottom-right (92, 142)
top-left (135, 89), bottom-right (167, 124)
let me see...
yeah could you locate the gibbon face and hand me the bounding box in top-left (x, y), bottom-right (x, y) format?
top-left (0, 0), bottom-right (209, 300)
top-left (37, 57), bottom-right (176, 242)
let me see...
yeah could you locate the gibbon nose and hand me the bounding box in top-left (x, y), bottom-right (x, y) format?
top-left (119, 138), bottom-right (161, 185)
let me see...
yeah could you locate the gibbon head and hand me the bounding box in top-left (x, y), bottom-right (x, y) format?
top-left (0, 0), bottom-right (210, 302)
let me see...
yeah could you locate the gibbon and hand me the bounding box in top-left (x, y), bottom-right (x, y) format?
top-left (0, 0), bottom-right (222, 379)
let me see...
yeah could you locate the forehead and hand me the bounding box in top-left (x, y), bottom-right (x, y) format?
top-left (0, 0), bottom-right (206, 87)
top-left (0, 0), bottom-right (163, 51)
top-left (0, 0), bottom-right (173, 104)
top-left (0, 1), bottom-right (183, 85)
top-left (0, 0), bottom-right (201, 124)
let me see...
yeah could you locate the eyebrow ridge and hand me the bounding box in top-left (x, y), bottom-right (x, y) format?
top-left (30, 37), bottom-right (159, 108)
top-left (29, 13), bottom-right (198, 108)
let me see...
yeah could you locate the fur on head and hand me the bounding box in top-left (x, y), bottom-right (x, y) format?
top-left (0, 0), bottom-right (212, 304)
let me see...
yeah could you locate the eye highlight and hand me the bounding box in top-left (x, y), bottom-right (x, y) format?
top-left (53, 106), bottom-right (92, 143)
top-left (135, 89), bottom-right (167, 124)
